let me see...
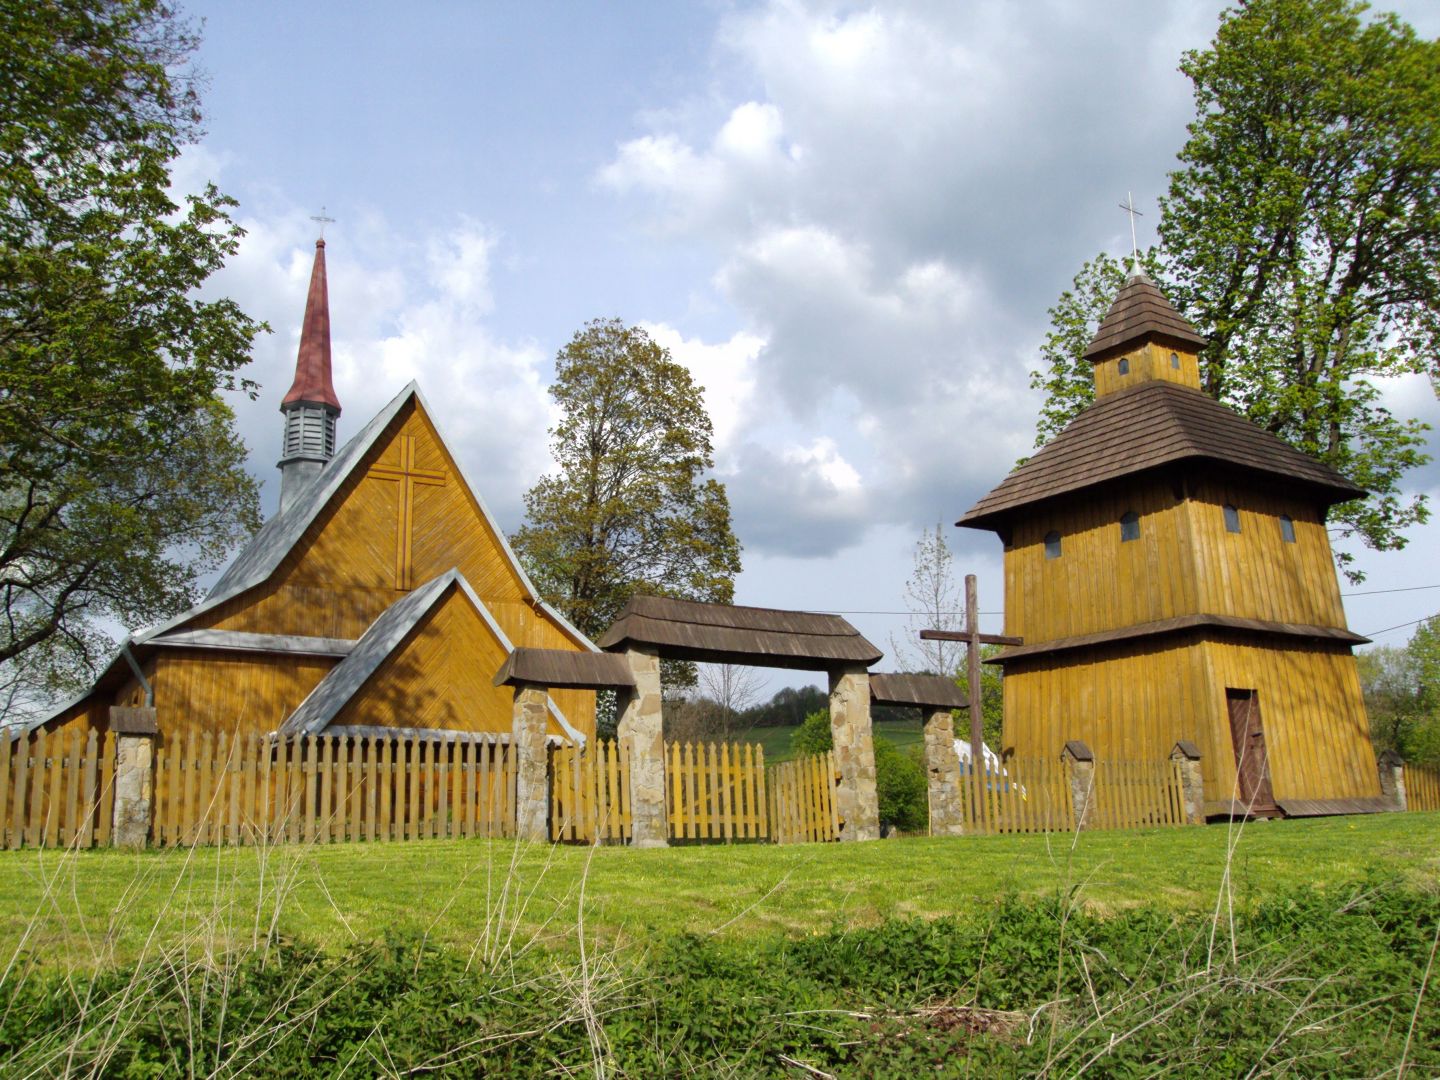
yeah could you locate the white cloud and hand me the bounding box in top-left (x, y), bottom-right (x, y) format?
top-left (640, 323), bottom-right (764, 454)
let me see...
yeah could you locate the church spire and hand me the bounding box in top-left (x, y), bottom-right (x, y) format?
top-left (1082, 264), bottom-right (1207, 398)
top-left (278, 238), bottom-right (342, 512)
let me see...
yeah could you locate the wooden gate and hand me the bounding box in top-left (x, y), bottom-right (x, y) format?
top-left (549, 738), bottom-right (630, 843)
top-left (667, 741), bottom-right (768, 841)
top-left (767, 751), bottom-right (839, 843)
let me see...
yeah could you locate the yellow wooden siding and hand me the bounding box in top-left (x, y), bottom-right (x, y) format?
top-left (1185, 480), bottom-right (1346, 627)
top-left (1006, 484), bottom-right (1196, 643)
top-left (1003, 635), bottom-right (1379, 808)
top-left (1200, 638), bottom-right (1379, 804)
top-left (1002, 637), bottom-right (1216, 766)
top-left (1093, 343), bottom-right (1201, 398)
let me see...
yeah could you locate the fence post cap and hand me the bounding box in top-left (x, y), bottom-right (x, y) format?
top-left (1170, 740), bottom-right (1203, 762)
top-left (1061, 740), bottom-right (1094, 763)
top-left (1376, 748), bottom-right (1405, 767)
top-left (108, 706), bottom-right (158, 736)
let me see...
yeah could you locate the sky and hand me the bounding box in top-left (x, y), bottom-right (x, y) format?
top-left (176, 0), bottom-right (1440, 696)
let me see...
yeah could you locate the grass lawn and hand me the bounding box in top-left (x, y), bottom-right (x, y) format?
top-left (742, 716), bottom-right (924, 763)
top-left (1, 811), bottom-right (1436, 970)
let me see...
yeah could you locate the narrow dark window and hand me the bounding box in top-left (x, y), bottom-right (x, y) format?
top-left (1224, 504), bottom-right (1241, 533)
top-left (1120, 511), bottom-right (1140, 542)
top-left (1044, 531), bottom-right (1062, 560)
top-left (1118, 357), bottom-right (1130, 375)
top-left (1170, 351), bottom-right (1180, 369)
top-left (1279, 514), bottom-right (1296, 543)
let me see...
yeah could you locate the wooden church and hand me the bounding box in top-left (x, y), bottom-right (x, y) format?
top-left (959, 266), bottom-right (1386, 817)
top-left (40, 239), bottom-right (597, 745)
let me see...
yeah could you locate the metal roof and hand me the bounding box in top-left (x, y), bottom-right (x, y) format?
top-left (145, 629), bottom-right (355, 657)
top-left (281, 239), bottom-right (341, 411)
top-left (596, 595), bottom-right (883, 670)
top-left (958, 381), bottom-right (1364, 530)
top-left (279, 569), bottom-right (584, 743)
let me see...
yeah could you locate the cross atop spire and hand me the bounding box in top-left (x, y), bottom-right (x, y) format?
top-left (1118, 192), bottom-right (1143, 265)
top-left (310, 206), bottom-right (335, 240)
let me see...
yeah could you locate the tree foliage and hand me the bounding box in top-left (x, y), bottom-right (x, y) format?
top-left (1032, 0), bottom-right (1440, 578)
top-left (511, 319), bottom-right (742, 640)
top-left (1358, 615), bottom-right (1440, 765)
top-left (0, 0), bottom-right (262, 711)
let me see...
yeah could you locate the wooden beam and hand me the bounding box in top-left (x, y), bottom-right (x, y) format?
top-left (920, 629), bottom-right (1023, 647)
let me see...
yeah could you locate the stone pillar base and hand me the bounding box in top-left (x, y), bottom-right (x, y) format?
top-left (923, 707), bottom-right (964, 836)
top-left (829, 666), bottom-right (879, 841)
top-left (110, 707), bottom-right (158, 849)
top-left (513, 684), bottom-right (551, 842)
top-left (1377, 749), bottom-right (1406, 812)
top-left (1170, 741), bottom-right (1205, 825)
top-left (619, 647), bottom-right (667, 848)
top-left (1062, 740), bottom-right (1095, 832)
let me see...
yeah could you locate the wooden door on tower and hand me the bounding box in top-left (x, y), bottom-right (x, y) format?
top-left (1226, 689), bottom-right (1277, 816)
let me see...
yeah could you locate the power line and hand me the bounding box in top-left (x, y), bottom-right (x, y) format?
top-left (1362, 617), bottom-right (1431, 639)
top-left (1342, 583), bottom-right (1440, 598)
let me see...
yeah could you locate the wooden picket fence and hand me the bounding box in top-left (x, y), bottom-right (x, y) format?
top-left (667, 741), bottom-right (769, 841)
top-left (958, 756), bottom-right (1074, 835)
top-left (768, 751), bottom-right (839, 843)
top-left (1086, 759), bottom-right (1189, 830)
top-left (152, 732), bottom-right (517, 846)
top-left (1405, 762), bottom-right (1440, 812)
top-left (549, 738), bottom-right (630, 843)
top-left (0, 729), bottom-right (116, 849)
top-left (959, 756), bottom-right (1187, 834)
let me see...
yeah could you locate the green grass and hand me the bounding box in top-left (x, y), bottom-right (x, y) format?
top-left (2, 812), bottom-right (1437, 971)
top-left (742, 716), bottom-right (924, 762)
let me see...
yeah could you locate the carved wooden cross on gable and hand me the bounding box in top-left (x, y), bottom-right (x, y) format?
top-left (366, 434), bottom-right (445, 590)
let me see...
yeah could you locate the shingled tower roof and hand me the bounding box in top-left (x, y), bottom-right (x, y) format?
top-left (1082, 267), bottom-right (1207, 363)
top-left (282, 239), bottom-right (341, 412)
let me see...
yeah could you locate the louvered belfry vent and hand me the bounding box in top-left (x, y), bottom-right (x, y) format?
top-left (277, 238), bottom-right (342, 513)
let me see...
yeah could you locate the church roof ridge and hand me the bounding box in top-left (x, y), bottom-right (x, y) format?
top-left (1082, 273), bottom-right (1207, 362)
top-left (135, 381), bottom-right (594, 654)
top-left (281, 239), bottom-right (341, 412)
top-left (958, 380), bottom-right (1363, 529)
top-left (280, 568), bottom-right (585, 743)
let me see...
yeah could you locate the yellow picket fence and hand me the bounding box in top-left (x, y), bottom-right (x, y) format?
top-left (549, 738), bottom-right (631, 843)
top-left (667, 741), bottom-right (768, 841)
top-left (958, 757), bottom-right (1074, 835)
top-left (1405, 762), bottom-right (1440, 812)
top-left (152, 732), bottom-right (516, 846)
top-left (768, 751), bottom-right (839, 843)
top-left (0, 729), bottom-right (116, 849)
top-left (1086, 759), bottom-right (1189, 830)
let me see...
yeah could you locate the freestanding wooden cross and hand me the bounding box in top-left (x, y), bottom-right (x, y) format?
top-left (366, 434), bottom-right (446, 590)
top-left (920, 574), bottom-right (1021, 823)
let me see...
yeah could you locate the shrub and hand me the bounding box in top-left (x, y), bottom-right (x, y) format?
top-left (790, 713), bottom-right (928, 832)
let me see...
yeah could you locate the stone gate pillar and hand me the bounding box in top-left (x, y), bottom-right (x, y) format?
top-left (1377, 749), bottom-right (1406, 811)
top-left (618, 645), bottom-right (667, 848)
top-left (828, 665), bottom-right (879, 841)
top-left (1062, 740), bottom-right (1095, 832)
top-left (1170, 741), bottom-right (1205, 825)
top-left (923, 707), bottom-right (965, 836)
top-left (512, 683), bottom-right (551, 841)
top-left (109, 706), bottom-right (158, 848)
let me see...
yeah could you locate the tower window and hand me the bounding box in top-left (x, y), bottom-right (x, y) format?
top-left (1280, 514), bottom-right (1296, 543)
top-left (1120, 511), bottom-right (1140, 542)
top-left (1044, 531), bottom-right (1062, 560)
top-left (1170, 352), bottom-right (1180, 369)
top-left (1118, 357), bottom-right (1130, 375)
top-left (1224, 504), bottom-right (1241, 533)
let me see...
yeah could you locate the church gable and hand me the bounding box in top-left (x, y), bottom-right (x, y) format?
top-left (182, 384), bottom-right (585, 653)
top-left (283, 571), bottom-right (581, 740)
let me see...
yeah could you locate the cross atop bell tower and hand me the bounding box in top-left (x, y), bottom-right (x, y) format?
top-left (278, 228), bottom-right (342, 512)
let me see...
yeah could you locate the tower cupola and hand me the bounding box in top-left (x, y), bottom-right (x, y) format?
top-left (1083, 264), bottom-right (1207, 398)
top-left (278, 238), bottom-right (341, 511)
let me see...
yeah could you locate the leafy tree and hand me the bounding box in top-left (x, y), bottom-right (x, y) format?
top-left (740, 684), bottom-right (829, 729)
top-left (788, 711), bottom-right (929, 832)
top-left (1358, 615), bottom-right (1440, 765)
top-left (511, 319), bottom-right (742, 643)
top-left (0, 0), bottom-right (262, 714)
top-left (1032, 0), bottom-right (1440, 578)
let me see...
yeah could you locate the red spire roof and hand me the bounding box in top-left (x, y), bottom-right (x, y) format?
top-left (281, 239), bottom-right (341, 412)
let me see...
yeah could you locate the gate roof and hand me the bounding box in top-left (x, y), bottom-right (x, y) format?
top-left (596, 595), bottom-right (882, 671)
